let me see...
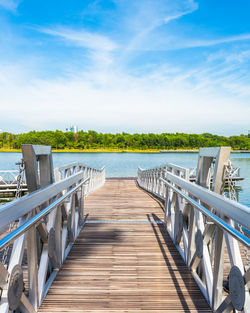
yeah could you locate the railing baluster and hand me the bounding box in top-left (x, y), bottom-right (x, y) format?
top-left (27, 225), bottom-right (39, 310)
top-left (137, 160), bottom-right (250, 312)
top-left (212, 227), bottom-right (225, 310)
top-left (0, 160), bottom-right (105, 313)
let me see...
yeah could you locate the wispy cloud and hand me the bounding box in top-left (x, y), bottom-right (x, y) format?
top-left (120, 0), bottom-right (198, 53)
top-left (0, 0), bottom-right (21, 12)
top-left (163, 8), bottom-right (196, 24)
top-left (39, 27), bottom-right (118, 52)
top-left (133, 32), bottom-right (250, 52)
top-left (206, 49), bottom-right (250, 63)
top-left (0, 0), bottom-right (249, 135)
top-left (0, 56), bottom-right (249, 135)
top-left (183, 33), bottom-right (250, 49)
top-left (36, 26), bottom-right (119, 70)
top-left (114, 0), bottom-right (249, 53)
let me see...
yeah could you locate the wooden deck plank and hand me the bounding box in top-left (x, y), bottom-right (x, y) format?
top-left (39, 179), bottom-right (212, 312)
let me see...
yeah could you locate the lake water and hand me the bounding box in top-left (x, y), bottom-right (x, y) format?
top-left (0, 152), bottom-right (249, 206)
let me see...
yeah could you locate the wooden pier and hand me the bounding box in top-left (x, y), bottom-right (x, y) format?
top-left (0, 145), bottom-right (249, 313)
top-left (39, 179), bottom-right (211, 312)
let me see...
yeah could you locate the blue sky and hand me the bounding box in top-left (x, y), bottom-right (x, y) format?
top-left (0, 0), bottom-right (249, 135)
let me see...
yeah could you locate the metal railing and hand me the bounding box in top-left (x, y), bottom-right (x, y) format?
top-left (54, 162), bottom-right (105, 195)
top-left (189, 166), bottom-right (242, 182)
top-left (0, 162), bottom-right (105, 313)
top-left (138, 163), bottom-right (189, 201)
top-left (0, 170), bottom-right (26, 186)
top-left (137, 163), bottom-right (250, 313)
top-left (0, 170), bottom-right (27, 198)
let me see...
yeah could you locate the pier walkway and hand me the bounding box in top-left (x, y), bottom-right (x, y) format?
top-left (0, 146), bottom-right (249, 313)
top-left (39, 179), bottom-right (211, 312)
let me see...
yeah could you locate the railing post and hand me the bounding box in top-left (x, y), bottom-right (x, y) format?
top-left (137, 153), bottom-right (250, 312)
top-left (27, 225), bottom-right (39, 310)
top-left (212, 227), bottom-right (225, 309)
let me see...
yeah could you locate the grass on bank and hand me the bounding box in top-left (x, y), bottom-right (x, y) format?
top-left (0, 147), bottom-right (249, 153)
top-left (0, 147), bottom-right (160, 153)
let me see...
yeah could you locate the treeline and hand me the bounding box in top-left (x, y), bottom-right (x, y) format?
top-left (0, 130), bottom-right (250, 150)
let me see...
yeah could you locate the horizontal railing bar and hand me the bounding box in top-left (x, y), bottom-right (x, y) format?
top-left (160, 177), bottom-right (250, 248)
top-left (167, 163), bottom-right (190, 173)
top-left (0, 177), bottom-right (90, 251)
top-left (56, 162), bottom-right (105, 173)
top-left (0, 189), bottom-right (28, 193)
top-left (54, 162), bottom-right (79, 172)
top-left (165, 172), bottom-right (250, 229)
top-left (29, 144), bottom-right (52, 156)
top-left (0, 171), bottom-right (84, 232)
top-left (138, 164), bottom-right (168, 172)
top-left (198, 146), bottom-right (231, 157)
top-left (0, 184), bottom-right (27, 188)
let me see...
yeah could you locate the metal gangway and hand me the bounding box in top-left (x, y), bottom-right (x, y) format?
top-left (0, 169), bottom-right (27, 200)
top-left (138, 147), bottom-right (250, 312)
top-left (0, 145), bottom-right (105, 312)
top-left (0, 145), bottom-right (249, 313)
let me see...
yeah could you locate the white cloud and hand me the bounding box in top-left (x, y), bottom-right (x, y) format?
top-left (182, 33), bottom-right (250, 49)
top-left (163, 5), bottom-right (198, 24)
top-left (134, 33), bottom-right (250, 52)
top-left (37, 26), bottom-right (118, 70)
top-left (39, 27), bottom-right (118, 52)
top-left (207, 49), bottom-right (250, 64)
top-left (121, 0), bottom-right (198, 53)
top-left (0, 0), bottom-right (249, 135)
top-left (0, 0), bottom-right (21, 12)
top-left (0, 62), bottom-right (249, 135)
top-left (116, 0), bottom-right (249, 53)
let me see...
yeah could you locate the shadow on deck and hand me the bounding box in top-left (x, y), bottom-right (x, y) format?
top-left (39, 179), bottom-right (212, 312)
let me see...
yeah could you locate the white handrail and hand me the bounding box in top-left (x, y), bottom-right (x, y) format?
top-left (160, 177), bottom-right (249, 247)
top-left (0, 162), bottom-right (105, 313)
top-left (0, 177), bottom-right (89, 251)
top-left (137, 163), bottom-right (250, 312)
top-left (0, 172), bottom-right (84, 231)
top-left (166, 172), bottom-right (249, 229)
top-left (54, 162), bottom-right (105, 195)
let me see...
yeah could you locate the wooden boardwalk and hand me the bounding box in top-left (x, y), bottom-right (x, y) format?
top-left (39, 179), bottom-right (211, 312)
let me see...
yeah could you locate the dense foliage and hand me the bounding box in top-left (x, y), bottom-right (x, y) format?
top-left (0, 131), bottom-right (249, 150)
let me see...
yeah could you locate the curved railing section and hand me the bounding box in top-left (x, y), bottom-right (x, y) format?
top-left (137, 164), bottom-right (250, 313)
top-left (0, 163), bottom-right (105, 313)
top-left (138, 163), bottom-right (189, 201)
top-left (54, 162), bottom-right (105, 195)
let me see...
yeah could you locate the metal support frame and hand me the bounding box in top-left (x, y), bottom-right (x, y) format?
top-left (22, 144), bottom-right (54, 192)
top-left (137, 147), bottom-right (250, 313)
top-left (196, 147), bottom-right (231, 194)
top-left (0, 145), bottom-right (106, 313)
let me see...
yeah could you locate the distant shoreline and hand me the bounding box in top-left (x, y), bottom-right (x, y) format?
top-left (160, 149), bottom-right (250, 153)
top-left (0, 148), bottom-right (249, 153)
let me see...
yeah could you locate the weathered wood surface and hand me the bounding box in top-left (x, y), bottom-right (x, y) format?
top-left (39, 179), bottom-right (211, 312)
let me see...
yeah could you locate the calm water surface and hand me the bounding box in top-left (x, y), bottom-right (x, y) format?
top-left (0, 152), bottom-right (249, 206)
